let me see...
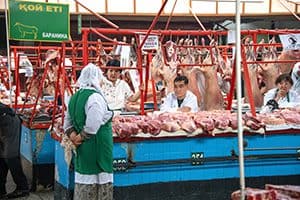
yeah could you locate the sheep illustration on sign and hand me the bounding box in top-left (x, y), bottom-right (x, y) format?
top-left (14, 22), bottom-right (38, 39)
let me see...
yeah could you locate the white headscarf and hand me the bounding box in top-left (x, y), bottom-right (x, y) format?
top-left (291, 62), bottom-right (300, 93)
top-left (77, 63), bottom-right (103, 92)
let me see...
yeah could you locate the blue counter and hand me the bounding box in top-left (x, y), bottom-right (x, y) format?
top-left (20, 125), bottom-right (55, 191)
top-left (54, 131), bottom-right (300, 200)
top-left (20, 125), bottom-right (55, 164)
top-left (114, 133), bottom-right (300, 186)
top-left (54, 140), bottom-right (74, 199)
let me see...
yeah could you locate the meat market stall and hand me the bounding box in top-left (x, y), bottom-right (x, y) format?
top-left (49, 26), bottom-right (300, 199)
top-left (110, 111), bottom-right (300, 199)
top-left (3, 46), bottom-right (68, 191)
top-left (112, 132), bottom-right (300, 200)
top-left (6, 39), bottom-right (109, 192)
top-left (0, 50), bottom-right (54, 190)
top-left (3, 20), bottom-right (297, 199)
top-left (53, 110), bottom-right (300, 200)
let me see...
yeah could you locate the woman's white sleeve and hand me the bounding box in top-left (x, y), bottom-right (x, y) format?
top-left (63, 110), bottom-right (73, 132)
top-left (84, 93), bottom-right (112, 134)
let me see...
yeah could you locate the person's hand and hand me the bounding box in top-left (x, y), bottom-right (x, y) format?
top-left (73, 134), bottom-right (83, 146)
top-left (274, 89), bottom-right (287, 102)
top-left (69, 131), bottom-right (82, 147)
top-left (177, 106), bottom-right (191, 112)
top-left (69, 131), bottom-right (77, 141)
top-left (277, 89), bottom-right (288, 99)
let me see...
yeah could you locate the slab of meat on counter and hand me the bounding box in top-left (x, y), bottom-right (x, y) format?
top-left (179, 120), bottom-right (197, 133)
top-left (140, 119), bottom-right (161, 136)
top-left (231, 187), bottom-right (277, 200)
top-left (265, 184), bottom-right (300, 199)
top-left (279, 109), bottom-right (300, 124)
top-left (214, 116), bottom-right (230, 130)
top-left (160, 120), bottom-right (181, 132)
top-left (276, 193), bottom-right (298, 200)
top-left (113, 122), bottom-right (140, 138)
top-left (257, 113), bottom-right (286, 125)
top-left (194, 116), bottom-right (215, 132)
top-left (111, 110), bottom-right (269, 137)
top-left (243, 112), bottom-right (265, 130)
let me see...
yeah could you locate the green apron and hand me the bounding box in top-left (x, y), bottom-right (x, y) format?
top-left (68, 89), bottom-right (113, 174)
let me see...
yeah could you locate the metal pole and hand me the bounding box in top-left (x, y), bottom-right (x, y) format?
top-left (75, 0), bottom-right (119, 29)
top-left (82, 29), bottom-right (89, 66)
top-left (188, 6), bottom-right (213, 41)
top-left (235, 0), bottom-right (246, 199)
top-left (160, 0), bottom-right (178, 42)
top-left (139, 0), bottom-right (169, 49)
top-left (4, 0), bottom-right (12, 108)
top-left (81, 28), bottom-right (299, 37)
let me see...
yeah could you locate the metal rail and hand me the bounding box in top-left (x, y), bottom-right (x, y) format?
top-left (245, 147), bottom-right (300, 151)
top-left (114, 152), bottom-right (300, 169)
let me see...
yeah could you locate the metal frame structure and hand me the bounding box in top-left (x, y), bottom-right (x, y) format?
top-left (9, 45), bottom-right (72, 129)
top-left (80, 27), bottom-right (300, 115)
top-left (4, 28), bottom-right (299, 129)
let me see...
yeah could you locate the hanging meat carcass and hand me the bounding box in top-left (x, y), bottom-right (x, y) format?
top-left (243, 37), bottom-right (265, 107)
top-left (151, 38), bottom-right (233, 111)
top-left (191, 39), bottom-right (225, 110)
top-left (278, 49), bottom-right (300, 74)
top-left (258, 37), bottom-right (280, 92)
top-left (95, 38), bottom-right (112, 68)
top-left (179, 38), bottom-right (205, 108)
top-left (243, 37), bottom-right (280, 107)
top-left (26, 49), bottom-right (61, 98)
top-left (150, 41), bottom-right (178, 97)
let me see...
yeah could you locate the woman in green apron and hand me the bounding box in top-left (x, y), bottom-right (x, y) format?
top-left (64, 63), bottom-right (114, 200)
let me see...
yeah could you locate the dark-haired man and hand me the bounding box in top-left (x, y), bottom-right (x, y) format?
top-left (160, 75), bottom-right (198, 112)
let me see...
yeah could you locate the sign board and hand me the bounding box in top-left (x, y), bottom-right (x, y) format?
top-left (9, 0), bottom-right (70, 42)
top-left (139, 35), bottom-right (159, 50)
top-left (279, 34), bottom-right (300, 51)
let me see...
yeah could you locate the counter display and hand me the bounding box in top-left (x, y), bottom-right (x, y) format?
top-left (6, 28), bottom-right (299, 199)
top-left (20, 125), bottom-right (55, 191)
top-left (54, 127), bottom-right (300, 200)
